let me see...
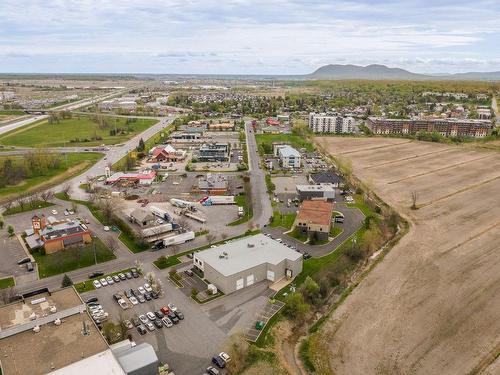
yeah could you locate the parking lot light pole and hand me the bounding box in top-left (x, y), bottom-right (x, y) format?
top-left (93, 237), bottom-right (97, 265)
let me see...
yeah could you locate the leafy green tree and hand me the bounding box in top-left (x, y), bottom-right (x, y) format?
top-left (300, 276), bottom-right (321, 304)
top-left (283, 292), bottom-right (309, 320)
top-left (136, 138), bottom-right (145, 152)
top-left (61, 274), bottom-right (73, 287)
top-left (7, 225), bottom-right (14, 237)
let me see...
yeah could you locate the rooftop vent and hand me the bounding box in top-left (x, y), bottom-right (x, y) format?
top-left (33, 325), bottom-right (40, 333)
top-left (247, 243), bottom-right (255, 248)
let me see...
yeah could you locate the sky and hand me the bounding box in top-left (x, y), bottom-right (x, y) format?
top-left (1, 0), bottom-right (500, 75)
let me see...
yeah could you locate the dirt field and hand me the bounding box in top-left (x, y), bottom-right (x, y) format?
top-left (314, 137), bottom-right (500, 375)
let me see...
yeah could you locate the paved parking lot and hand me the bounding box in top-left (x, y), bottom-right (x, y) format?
top-left (0, 233), bottom-right (35, 284)
top-left (81, 273), bottom-right (273, 374)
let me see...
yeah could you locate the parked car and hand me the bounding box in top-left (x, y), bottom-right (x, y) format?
top-left (118, 299), bottom-right (128, 309)
top-left (303, 252), bottom-right (312, 260)
top-left (137, 294), bottom-right (146, 303)
top-left (167, 303), bottom-right (177, 312)
top-left (154, 319), bottom-right (163, 329)
top-left (187, 253), bottom-right (194, 259)
top-left (118, 273), bottom-right (126, 281)
top-left (144, 293), bottom-right (152, 301)
top-left (112, 294), bottom-right (121, 302)
top-left (168, 311), bottom-right (179, 324)
top-left (100, 278), bottom-right (108, 286)
top-left (138, 286), bottom-right (146, 295)
top-left (89, 271), bottom-right (104, 279)
top-left (112, 275), bottom-right (120, 283)
top-left (184, 269), bottom-right (193, 277)
top-left (51, 209), bottom-right (58, 215)
top-left (219, 352), bottom-right (231, 363)
top-left (143, 283), bottom-right (153, 293)
top-left (131, 268), bottom-right (139, 278)
top-left (162, 317), bottom-right (173, 328)
top-left (93, 280), bottom-right (102, 289)
top-left (175, 310), bottom-right (184, 320)
top-left (17, 257), bottom-right (31, 265)
top-left (103, 226), bottom-right (110, 231)
top-left (146, 312), bottom-right (156, 321)
top-left (160, 306), bottom-right (170, 315)
top-left (334, 216), bottom-right (344, 223)
top-left (125, 272), bottom-right (133, 279)
top-left (106, 276), bottom-right (114, 285)
top-left (129, 296), bottom-right (138, 305)
top-left (146, 322), bottom-right (155, 331)
top-left (125, 290), bottom-right (133, 298)
top-left (155, 310), bottom-right (165, 319)
top-left (206, 366), bottom-right (220, 375)
top-left (26, 262), bottom-right (34, 272)
top-left (137, 325), bottom-right (147, 335)
top-left (123, 319), bottom-right (133, 329)
top-left (151, 291), bottom-right (159, 299)
top-left (139, 315), bottom-right (148, 324)
top-left (212, 356), bottom-right (226, 368)
top-left (85, 296), bottom-right (98, 304)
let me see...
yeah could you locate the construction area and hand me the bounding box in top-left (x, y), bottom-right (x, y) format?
top-left (312, 137), bottom-right (500, 375)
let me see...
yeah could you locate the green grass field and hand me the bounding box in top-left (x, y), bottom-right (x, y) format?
top-left (270, 211), bottom-right (297, 229)
top-left (33, 237), bottom-right (116, 278)
top-left (227, 193), bottom-right (254, 226)
top-left (0, 116), bottom-right (157, 148)
top-left (255, 134), bottom-right (314, 155)
top-left (3, 200), bottom-right (54, 215)
top-left (0, 153), bottom-right (102, 200)
top-left (0, 276), bottom-right (15, 289)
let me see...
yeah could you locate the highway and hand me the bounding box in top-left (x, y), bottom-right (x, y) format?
top-left (0, 88), bottom-right (130, 136)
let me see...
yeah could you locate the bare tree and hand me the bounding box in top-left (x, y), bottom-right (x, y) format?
top-left (40, 190), bottom-right (54, 202)
top-left (206, 233), bottom-right (216, 245)
top-left (15, 195), bottom-right (26, 211)
top-left (176, 216), bottom-right (190, 231)
top-left (61, 183), bottom-right (71, 197)
top-left (106, 236), bottom-right (118, 253)
top-left (220, 232), bottom-right (228, 241)
top-left (0, 287), bottom-right (17, 305)
top-left (410, 191), bottom-right (418, 210)
top-left (2, 201), bottom-right (13, 212)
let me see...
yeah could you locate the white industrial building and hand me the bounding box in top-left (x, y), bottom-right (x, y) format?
top-left (276, 145), bottom-right (301, 168)
top-left (308, 113), bottom-right (355, 133)
top-left (193, 234), bottom-right (303, 295)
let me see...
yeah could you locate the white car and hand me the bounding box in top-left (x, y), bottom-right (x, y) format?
top-left (146, 311), bottom-right (156, 321)
top-left (219, 352), bottom-right (231, 363)
top-left (129, 296), bottom-right (139, 305)
top-left (275, 238), bottom-right (283, 243)
top-left (100, 278), bottom-right (108, 286)
top-left (167, 303), bottom-right (177, 312)
top-left (138, 286), bottom-right (146, 295)
top-left (106, 276), bottom-right (114, 285)
top-left (139, 314), bottom-right (148, 324)
top-left (103, 226), bottom-right (110, 231)
top-left (92, 280), bottom-right (102, 289)
top-left (51, 210), bottom-right (58, 215)
top-left (143, 283), bottom-right (153, 293)
top-left (117, 299), bottom-right (128, 309)
top-left (162, 317), bottom-right (173, 328)
top-left (146, 322), bottom-right (155, 331)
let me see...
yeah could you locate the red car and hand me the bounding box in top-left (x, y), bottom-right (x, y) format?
top-left (160, 306), bottom-right (170, 315)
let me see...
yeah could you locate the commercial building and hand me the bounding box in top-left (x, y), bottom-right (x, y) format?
top-left (366, 117), bottom-right (492, 138)
top-left (198, 142), bottom-right (230, 162)
top-left (105, 170), bottom-right (156, 185)
top-left (129, 208), bottom-right (156, 227)
top-left (308, 171), bottom-right (343, 187)
top-left (0, 288), bottom-right (108, 375)
top-left (208, 122), bottom-right (235, 131)
top-left (198, 173), bottom-right (228, 194)
top-left (193, 234), bottom-right (303, 295)
top-left (25, 215), bottom-right (92, 254)
top-left (294, 200), bottom-right (334, 241)
top-left (277, 145), bottom-right (301, 169)
top-left (296, 184), bottom-right (335, 201)
top-left (308, 113), bottom-right (355, 133)
top-left (149, 144), bottom-right (187, 162)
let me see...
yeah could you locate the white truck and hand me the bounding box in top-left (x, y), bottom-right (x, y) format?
top-left (150, 205), bottom-right (171, 221)
top-left (201, 196), bottom-right (235, 205)
top-left (170, 198), bottom-right (195, 209)
top-left (161, 231), bottom-right (195, 247)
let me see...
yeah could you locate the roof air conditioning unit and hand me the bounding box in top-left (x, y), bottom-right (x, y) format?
top-left (247, 243), bottom-right (255, 248)
top-left (54, 318), bottom-right (61, 326)
top-left (33, 325), bottom-right (40, 333)
top-left (29, 312), bottom-right (37, 320)
top-left (50, 306), bottom-right (57, 313)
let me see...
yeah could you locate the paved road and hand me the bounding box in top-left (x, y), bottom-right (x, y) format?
top-left (245, 121), bottom-right (273, 228)
top-left (0, 88), bottom-right (130, 136)
top-left (72, 111), bottom-right (162, 120)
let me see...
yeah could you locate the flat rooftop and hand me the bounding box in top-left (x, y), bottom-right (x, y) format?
top-left (0, 288), bottom-right (108, 375)
top-left (195, 234), bottom-right (302, 277)
top-left (296, 184), bottom-right (335, 192)
top-left (296, 200), bottom-right (334, 227)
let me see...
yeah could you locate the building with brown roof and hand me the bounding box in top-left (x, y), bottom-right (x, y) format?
top-left (294, 200), bottom-right (334, 241)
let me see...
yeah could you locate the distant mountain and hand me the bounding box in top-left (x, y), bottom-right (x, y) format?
top-left (306, 64), bottom-right (500, 81)
top-left (307, 64), bottom-right (429, 80)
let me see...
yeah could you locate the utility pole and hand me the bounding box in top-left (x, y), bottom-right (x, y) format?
top-left (93, 238), bottom-right (97, 265)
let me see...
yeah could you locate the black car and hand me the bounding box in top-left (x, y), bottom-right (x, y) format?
top-left (153, 319), bottom-right (163, 329)
top-left (154, 310), bottom-right (164, 319)
top-left (85, 296), bottom-right (98, 304)
top-left (151, 241), bottom-right (165, 250)
top-left (131, 317), bottom-right (141, 327)
top-left (334, 216), bottom-right (344, 223)
top-left (151, 291), bottom-right (159, 299)
top-left (131, 270), bottom-right (139, 278)
top-left (125, 290), bottom-right (133, 299)
top-left (174, 310), bottom-right (184, 320)
top-left (125, 272), bottom-right (133, 279)
top-left (184, 269), bottom-right (193, 277)
top-left (26, 262), bottom-right (34, 272)
top-left (168, 311), bottom-right (179, 324)
top-left (88, 271), bottom-right (104, 279)
top-left (112, 294), bottom-right (121, 302)
top-left (131, 288), bottom-right (140, 297)
top-left (137, 325), bottom-right (147, 335)
top-left (303, 252), bottom-right (312, 260)
top-left (144, 292), bottom-right (152, 301)
top-left (212, 356), bottom-right (226, 369)
top-left (17, 257), bottom-right (31, 265)
top-left (137, 294), bottom-right (146, 303)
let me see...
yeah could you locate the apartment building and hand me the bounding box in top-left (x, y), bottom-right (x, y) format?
top-left (277, 145), bottom-right (301, 168)
top-left (367, 117), bottom-right (492, 138)
top-left (308, 113), bottom-right (355, 133)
